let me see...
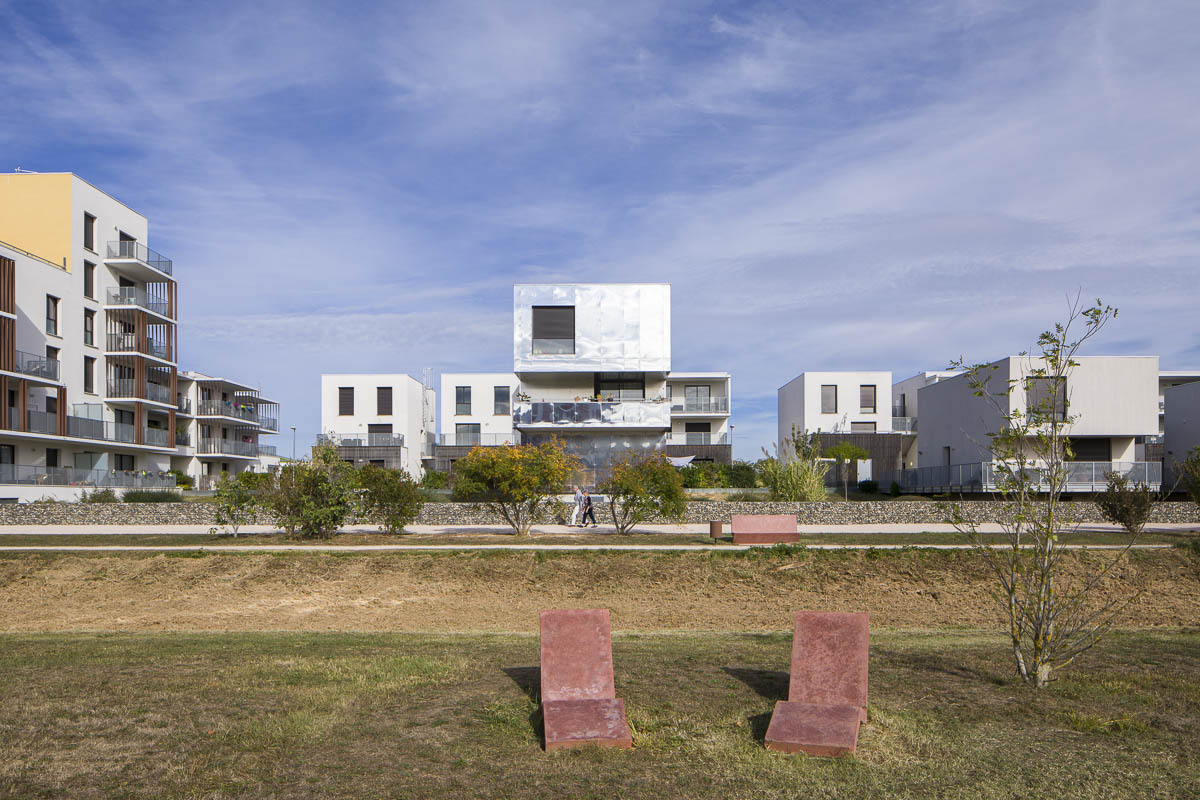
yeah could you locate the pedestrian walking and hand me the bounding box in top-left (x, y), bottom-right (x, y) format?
top-left (570, 485), bottom-right (583, 527)
top-left (582, 490), bottom-right (597, 527)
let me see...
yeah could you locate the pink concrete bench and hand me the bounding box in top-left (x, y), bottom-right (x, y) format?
top-left (730, 514), bottom-right (799, 544)
top-left (765, 610), bottom-right (869, 757)
top-left (539, 608), bottom-right (633, 752)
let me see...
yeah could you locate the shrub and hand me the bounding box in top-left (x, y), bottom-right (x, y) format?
top-left (168, 469), bottom-right (194, 490)
top-left (80, 488), bottom-right (119, 503)
top-left (1096, 472), bottom-right (1154, 536)
top-left (599, 452), bottom-right (687, 534)
top-left (213, 471), bottom-right (266, 536)
top-left (451, 440), bottom-right (579, 535)
top-left (357, 465), bottom-right (424, 534)
top-left (260, 444), bottom-right (355, 539)
top-left (858, 480), bottom-right (879, 495)
top-left (421, 470), bottom-right (448, 490)
top-left (757, 457), bottom-right (827, 502)
top-left (825, 443), bottom-right (870, 500)
top-left (1179, 447), bottom-right (1200, 507)
top-left (679, 462), bottom-right (721, 488)
top-left (122, 489), bottom-right (182, 503)
top-left (719, 461), bottom-right (758, 489)
top-left (889, 481), bottom-right (901, 497)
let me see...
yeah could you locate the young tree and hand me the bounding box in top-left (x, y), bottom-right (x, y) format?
top-left (262, 443), bottom-right (356, 539)
top-left (599, 452), bottom-right (687, 534)
top-left (357, 465), bottom-right (425, 534)
top-left (825, 442), bottom-right (869, 500)
top-left (213, 470), bottom-right (266, 536)
top-left (451, 440), bottom-right (579, 535)
top-left (1096, 472), bottom-right (1154, 537)
top-left (948, 296), bottom-right (1141, 689)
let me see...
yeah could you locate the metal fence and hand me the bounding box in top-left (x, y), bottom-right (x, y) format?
top-left (15, 349), bottom-right (59, 381)
top-left (106, 240), bottom-right (174, 276)
top-left (105, 286), bottom-right (171, 317)
top-left (513, 400), bottom-right (672, 427)
top-left (895, 461), bottom-right (1163, 493)
top-left (0, 463), bottom-right (176, 488)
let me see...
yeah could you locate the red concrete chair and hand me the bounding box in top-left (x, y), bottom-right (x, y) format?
top-left (765, 610), bottom-right (869, 757)
top-left (539, 608), bottom-right (633, 752)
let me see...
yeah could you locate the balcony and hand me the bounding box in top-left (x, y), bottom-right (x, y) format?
top-left (177, 397), bottom-right (193, 415)
top-left (106, 333), bottom-right (171, 360)
top-left (12, 349), bottom-right (60, 382)
top-left (143, 427), bottom-right (171, 447)
top-left (199, 438), bottom-right (258, 457)
top-left (436, 432), bottom-right (519, 447)
top-left (176, 430), bottom-right (191, 446)
top-left (198, 402), bottom-right (260, 424)
top-left (665, 432), bottom-right (731, 446)
top-left (258, 444), bottom-right (278, 457)
top-left (106, 240), bottom-right (173, 277)
top-left (513, 400), bottom-right (671, 429)
top-left (0, 463), bottom-right (176, 489)
top-left (317, 432), bottom-right (406, 448)
top-left (669, 397), bottom-right (730, 415)
top-left (892, 417), bottom-right (918, 433)
top-left (107, 380), bottom-right (174, 404)
top-left (105, 286), bottom-right (172, 318)
top-left (896, 461), bottom-right (1162, 494)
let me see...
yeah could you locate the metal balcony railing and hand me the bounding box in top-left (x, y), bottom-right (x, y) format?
top-left (106, 240), bottom-right (174, 276)
top-left (26, 409), bottom-right (57, 435)
top-left (105, 286), bottom-right (171, 317)
top-left (892, 416), bottom-right (918, 433)
top-left (177, 397), bottom-right (192, 414)
top-left (176, 430), bottom-right (191, 446)
top-left (198, 402), bottom-right (260, 423)
top-left (143, 427), bottom-right (170, 447)
top-left (895, 461), bottom-right (1163, 493)
top-left (669, 397), bottom-right (730, 414)
top-left (665, 432), bottom-right (730, 446)
top-left (0, 463), bottom-right (176, 488)
top-left (513, 400), bottom-right (671, 428)
top-left (13, 349), bottom-right (60, 381)
top-left (146, 382), bottom-right (172, 404)
top-left (317, 432), bottom-right (406, 448)
top-left (106, 333), bottom-right (170, 359)
top-left (258, 444), bottom-right (277, 456)
top-left (436, 432), bottom-right (519, 447)
top-left (258, 416), bottom-right (279, 432)
top-left (199, 438), bottom-right (258, 457)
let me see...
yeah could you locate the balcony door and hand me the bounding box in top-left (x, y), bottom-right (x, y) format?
top-left (595, 372), bottom-right (644, 401)
top-left (456, 423), bottom-right (481, 446)
top-left (684, 421), bottom-right (711, 445)
top-left (684, 385), bottom-right (710, 412)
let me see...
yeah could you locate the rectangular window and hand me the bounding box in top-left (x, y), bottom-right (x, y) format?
top-left (595, 372), bottom-right (645, 400)
top-left (1025, 377), bottom-right (1067, 422)
top-left (376, 386), bottom-right (393, 416)
top-left (46, 295), bottom-right (59, 335)
top-left (83, 213), bottom-right (96, 251)
top-left (46, 448), bottom-right (59, 468)
top-left (83, 309), bottom-right (95, 346)
top-left (338, 386), bottom-right (354, 416)
top-left (494, 386), bottom-right (510, 415)
top-left (850, 422), bottom-right (876, 433)
top-left (114, 453), bottom-right (134, 471)
top-left (859, 385), bottom-right (876, 413)
top-left (84, 261), bottom-right (95, 299)
top-left (684, 384), bottom-right (711, 412)
top-left (456, 423), bottom-right (481, 446)
top-left (84, 356), bottom-right (95, 394)
top-left (46, 345), bottom-right (59, 364)
top-left (820, 385), bottom-right (837, 414)
top-left (456, 386), bottom-right (471, 415)
top-left (531, 306), bottom-right (575, 354)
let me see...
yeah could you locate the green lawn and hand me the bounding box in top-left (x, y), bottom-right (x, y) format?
top-left (1, 630), bottom-right (1196, 799)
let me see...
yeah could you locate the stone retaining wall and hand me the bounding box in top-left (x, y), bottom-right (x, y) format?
top-left (1, 499), bottom-right (1197, 526)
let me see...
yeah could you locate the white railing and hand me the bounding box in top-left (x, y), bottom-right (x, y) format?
top-left (665, 432), bottom-right (731, 446)
top-left (317, 432), bottom-right (406, 448)
top-left (669, 397), bottom-right (730, 414)
top-left (106, 240), bottom-right (173, 276)
top-left (897, 461), bottom-right (1162, 493)
top-left (105, 286), bottom-right (172, 317)
top-left (513, 400), bottom-right (671, 427)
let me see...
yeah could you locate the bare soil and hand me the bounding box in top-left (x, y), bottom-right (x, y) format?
top-left (2, 548), bottom-right (1197, 633)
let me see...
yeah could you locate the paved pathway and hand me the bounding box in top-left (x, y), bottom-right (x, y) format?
top-left (0, 542), bottom-right (1176, 553)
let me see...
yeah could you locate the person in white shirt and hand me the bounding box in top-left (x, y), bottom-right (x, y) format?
top-left (570, 485), bottom-right (583, 527)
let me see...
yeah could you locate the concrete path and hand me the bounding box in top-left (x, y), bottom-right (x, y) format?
top-left (0, 543), bottom-right (1175, 552)
top-left (0, 522), bottom-right (1195, 536)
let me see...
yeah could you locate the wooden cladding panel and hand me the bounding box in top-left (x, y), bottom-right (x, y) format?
top-left (0, 256), bottom-right (14, 315)
top-left (0, 317), bottom-right (13, 372)
top-left (56, 386), bottom-right (66, 436)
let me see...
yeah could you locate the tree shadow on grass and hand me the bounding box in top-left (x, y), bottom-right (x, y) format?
top-left (723, 667), bottom-right (789, 701)
top-left (502, 666), bottom-right (545, 745)
top-left (873, 648), bottom-right (1008, 686)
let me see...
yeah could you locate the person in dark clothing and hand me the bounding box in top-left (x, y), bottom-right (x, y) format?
top-left (581, 490), bottom-right (598, 527)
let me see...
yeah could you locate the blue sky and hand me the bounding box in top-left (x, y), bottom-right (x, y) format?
top-left (2, 0), bottom-right (1198, 460)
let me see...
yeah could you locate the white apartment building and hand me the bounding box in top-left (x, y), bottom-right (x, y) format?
top-left (432, 284), bottom-right (732, 479)
top-left (1164, 380), bottom-right (1200, 487)
top-left (173, 371), bottom-right (280, 489)
top-left (1158, 371), bottom-right (1200, 436)
top-left (318, 373), bottom-right (434, 477)
top-left (903, 355), bottom-right (1161, 492)
top-left (0, 172), bottom-right (281, 500)
top-left (777, 371), bottom-right (893, 449)
top-left (890, 370), bottom-right (961, 434)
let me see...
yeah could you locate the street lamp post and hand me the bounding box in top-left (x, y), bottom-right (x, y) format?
top-left (290, 426), bottom-right (297, 461)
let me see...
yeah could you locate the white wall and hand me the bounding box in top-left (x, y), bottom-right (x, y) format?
top-left (891, 371), bottom-right (960, 419)
top-left (439, 372), bottom-right (517, 444)
top-left (777, 371), bottom-right (892, 456)
top-left (320, 373), bottom-right (430, 476)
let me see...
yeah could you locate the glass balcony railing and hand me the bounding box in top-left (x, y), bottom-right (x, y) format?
top-left (198, 402), bottom-right (260, 423)
top-left (436, 432), bottom-right (519, 447)
top-left (146, 382), bottom-right (172, 404)
top-left (199, 438), bottom-right (258, 457)
top-left (317, 432), bottom-right (406, 448)
top-left (106, 333), bottom-right (171, 359)
top-left (892, 417), bottom-right (917, 433)
top-left (258, 444), bottom-right (277, 457)
top-left (664, 432), bottom-right (730, 446)
top-left (143, 427), bottom-right (170, 447)
top-left (0, 463), bottom-right (176, 488)
top-left (669, 397), bottom-right (729, 414)
top-left (105, 286), bottom-right (172, 317)
top-left (175, 430), bottom-right (191, 446)
top-left (513, 400), bottom-right (671, 428)
top-left (13, 349), bottom-right (60, 381)
top-left (106, 240), bottom-right (174, 276)
top-left (895, 461), bottom-right (1163, 493)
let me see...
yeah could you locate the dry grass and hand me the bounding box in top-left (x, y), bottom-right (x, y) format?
top-left (0, 630), bottom-right (1196, 798)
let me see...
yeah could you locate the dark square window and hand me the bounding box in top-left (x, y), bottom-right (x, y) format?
top-left (377, 386), bottom-right (393, 416)
top-left (456, 386), bottom-right (471, 415)
top-left (821, 385), bottom-right (837, 414)
top-left (494, 386), bottom-right (510, 415)
top-left (531, 306), bottom-right (575, 354)
top-left (338, 387), bottom-right (354, 416)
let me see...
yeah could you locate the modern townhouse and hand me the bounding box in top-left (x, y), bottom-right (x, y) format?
top-left (318, 373), bottom-right (435, 478)
top-left (430, 283), bottom-right (733, 481)
top-left (898, 355), bottom-right (1161, 493)
top-left (1163, 380), bottom-right (1200, 487)
top-left (0, 172), bottom-right (280, 500)
top-left (173, 371), bottom-right (280, 489)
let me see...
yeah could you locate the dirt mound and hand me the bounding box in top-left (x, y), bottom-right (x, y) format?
top-left (1, 549), bottom-right (1196, 632)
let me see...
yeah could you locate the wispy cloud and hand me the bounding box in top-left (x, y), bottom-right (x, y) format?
top-left (2, 0), bottom-right (1198, 458)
